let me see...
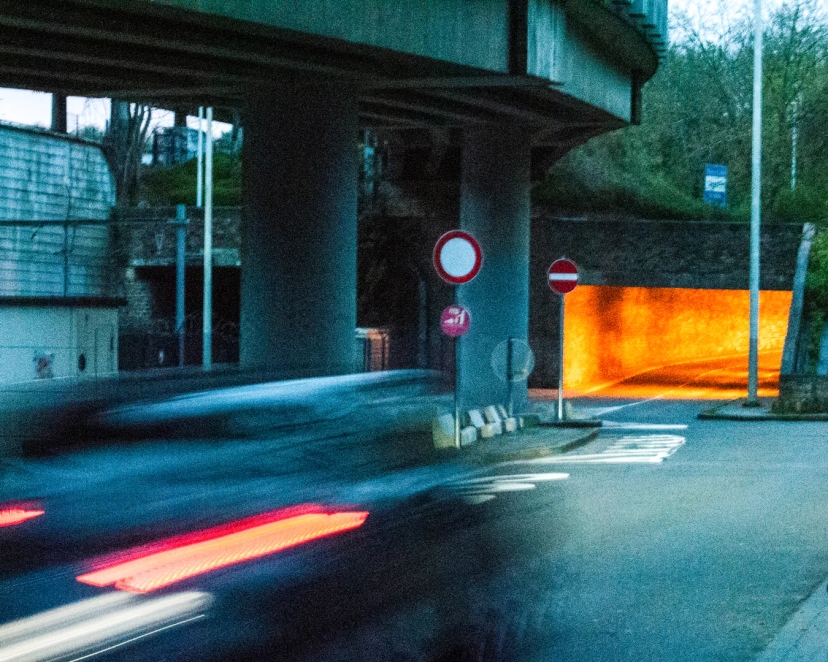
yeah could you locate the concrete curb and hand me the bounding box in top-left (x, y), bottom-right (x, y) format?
top-left (461, 427), bottom-right (601, 465)
top-left (698, 400), bottom-right (828, 422)
top-left (539, 419), bottom-right (603, 429)
top-left (754, 577), bottom-right (828, 661)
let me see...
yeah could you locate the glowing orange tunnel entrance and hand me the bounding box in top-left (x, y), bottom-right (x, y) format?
top-left (561, 286), bottom-right (792, 399)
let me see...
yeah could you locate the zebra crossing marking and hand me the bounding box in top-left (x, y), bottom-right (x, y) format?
top-left (444, 472), bottom-right (570, 503)
top-left (518, 434), bottom-right (687, 465)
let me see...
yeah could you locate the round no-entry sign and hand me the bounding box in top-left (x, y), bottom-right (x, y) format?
top-left (433, 230), bottom-right (482, 285)
top-left (441, 305), bottom-right (471, 337)
top-left (547, 258), bottom-right (579, 294)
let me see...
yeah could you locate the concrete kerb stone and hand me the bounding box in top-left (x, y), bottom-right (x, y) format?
top-left (541, 419), bottom-right (603, 429)
top-left (434, 419), bottom-right (599, 465)
top-left (462, 426), bottom-right (600, 465)
top-left (526, 400), bottom-right (602, 428)
top-left (698, 399), bottom-right (828, 422)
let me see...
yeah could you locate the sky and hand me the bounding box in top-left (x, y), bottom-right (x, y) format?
top-left (0, 90), bottom-right (230, 137)
top-left (0, 0), bottom-right (795, 135)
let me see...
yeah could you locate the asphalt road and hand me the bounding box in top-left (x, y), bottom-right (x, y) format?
top-left (506, 352), bottom-right (828, 660)
top-left (474, 396), bottom-right (828, 660)
top-left (561, 349), bottom-right (784, 401)
top-left (2, 364), bottom-right (828, 661)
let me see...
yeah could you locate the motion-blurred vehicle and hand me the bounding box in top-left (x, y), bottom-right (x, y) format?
top-left (0, 371), bottom-right (555, 661)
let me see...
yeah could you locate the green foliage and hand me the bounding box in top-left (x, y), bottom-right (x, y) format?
top-left (805, 227), bottom-right (828, 314)
top-left (799, 226), bottom-right (828, 373)
top-left (773, 185), bottom-right (828, 223)
top-left (141, 153), bottom-right (241, 206)
top-left (537, 1), bottom-right (828, 222)
top-left (535, 131), bottom-right (742, 220)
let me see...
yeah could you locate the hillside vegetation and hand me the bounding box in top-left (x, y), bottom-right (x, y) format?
top-left (538, 0), bottom-right (828, 222)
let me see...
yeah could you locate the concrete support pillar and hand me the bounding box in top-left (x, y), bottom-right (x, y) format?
top-left (51, 93), bottom-right (67, 133)
top-left (240, 77), bottom-right (358, 376)
top-left (457, 125), bottom-right (531, 410)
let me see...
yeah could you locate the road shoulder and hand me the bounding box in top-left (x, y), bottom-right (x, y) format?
top-left (755, 578), bottom-right (828, 661)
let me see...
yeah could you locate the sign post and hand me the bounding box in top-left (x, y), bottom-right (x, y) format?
top-left (434, 230), bottom-right (482, 448)
top-left (441, 304), bottom-right (471, 447)
top-left (547, 258), bottom-right (579, 421)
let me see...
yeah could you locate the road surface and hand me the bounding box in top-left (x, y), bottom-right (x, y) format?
top-left (2, 367), bottom-right (827, 661)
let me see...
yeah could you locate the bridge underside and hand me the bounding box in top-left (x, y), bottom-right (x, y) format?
top-left (0, 0), bottom-right (627, 158)
top-left (0, 0), bottom-right (664, 411)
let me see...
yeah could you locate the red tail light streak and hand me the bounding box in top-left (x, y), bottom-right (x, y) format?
top-left (77, 509), bottom-right (369, 593)
top-left (0, 508), bottom-right (44, 528)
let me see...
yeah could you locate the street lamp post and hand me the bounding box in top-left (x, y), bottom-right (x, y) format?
top-left (747, 0), bottom-right (763, 406)
top-left (203, 107), bottom-right (214, 369)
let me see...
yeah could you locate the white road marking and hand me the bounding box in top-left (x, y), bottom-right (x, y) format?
top-left (601, 422), bottom-right (689, 431)
top-left (515, 434), bottom-right (687, 465)
top-left (581, 397), bottom-right (666, 416)
top-left (446, 472), bottom-right (570, 502)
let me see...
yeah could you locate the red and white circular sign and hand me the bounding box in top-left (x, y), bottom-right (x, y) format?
top-left (433, 231), bottom-right (482, 285)
top-left (547, 258), bottom-right (579, 295)
top-left (440, 305), bottom-right (471, 337)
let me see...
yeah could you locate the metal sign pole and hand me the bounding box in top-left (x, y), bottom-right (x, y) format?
top-left (203, 107), bottom-right (213, 369)
top-left (174, 204), bottom-right (187, 367)
top-left (747, 0), bottom-right (763, 405)
top-left (558, 294), bottom-right (565, 421)
top-left (196, 107), bottom-right (204, 209)
top-left (507, 336), bottom-right (514, 417)
top-left (454, 336), bottom-right (461, 449)
top-left (433, 230), bottom-right (481, 449)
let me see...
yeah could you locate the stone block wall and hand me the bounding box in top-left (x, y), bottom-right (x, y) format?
top-left (115, 206), bottom-right (241, 267)
top-left (776, 375), bottom-right (828, 413)
top-left (529, 217), bottom-right (803, 388)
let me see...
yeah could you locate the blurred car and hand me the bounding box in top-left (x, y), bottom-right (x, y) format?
top-left (0, 371), bottom-right (559, 661)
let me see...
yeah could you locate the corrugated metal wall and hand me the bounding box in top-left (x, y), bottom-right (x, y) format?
top-left (0, 124), bottom-right (116, 297)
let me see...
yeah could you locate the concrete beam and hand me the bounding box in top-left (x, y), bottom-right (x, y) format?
top-left (0, 0), bottom-right (659, 125)
top-left (364, 91), bottom-right (503, 126)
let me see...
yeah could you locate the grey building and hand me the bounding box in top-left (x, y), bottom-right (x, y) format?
top-left (0, 122), bottom-right (119, 383)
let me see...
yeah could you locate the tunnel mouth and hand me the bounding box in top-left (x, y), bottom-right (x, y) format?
top-left (533, 285), bottom-right (792, 401)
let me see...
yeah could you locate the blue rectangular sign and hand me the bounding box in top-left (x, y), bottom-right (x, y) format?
top-left (703, 164), bottom-right (727, 207)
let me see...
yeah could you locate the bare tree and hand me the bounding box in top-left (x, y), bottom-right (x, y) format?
top-left (103, 100), bottom-right (153, 207)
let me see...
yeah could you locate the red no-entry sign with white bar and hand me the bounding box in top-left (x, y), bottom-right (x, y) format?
top-left (547, 257), bottom-right (578, 422)
top-left (547, 258), bottom-right (579, 295)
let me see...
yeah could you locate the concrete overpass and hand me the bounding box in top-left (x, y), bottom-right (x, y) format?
top-left (0, 0), bottom-right (667, 409)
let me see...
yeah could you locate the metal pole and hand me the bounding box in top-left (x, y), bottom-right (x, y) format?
top-left (507, 336), bottom-right (514, 417)
top-left (196, 107), bottom-right (204, 208)
top-left (174, 204), bottom-right (187, 367)
top-left (558, 294), bottom-right (565, 421)
top-left (454, 337), bottom-right (461, 449)
top-left (202, 107), bottom-right (213, 369)
top-left (748, 0), bottom-right (763, 405)
top-left (791, 93), bottom-right (800, 192)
